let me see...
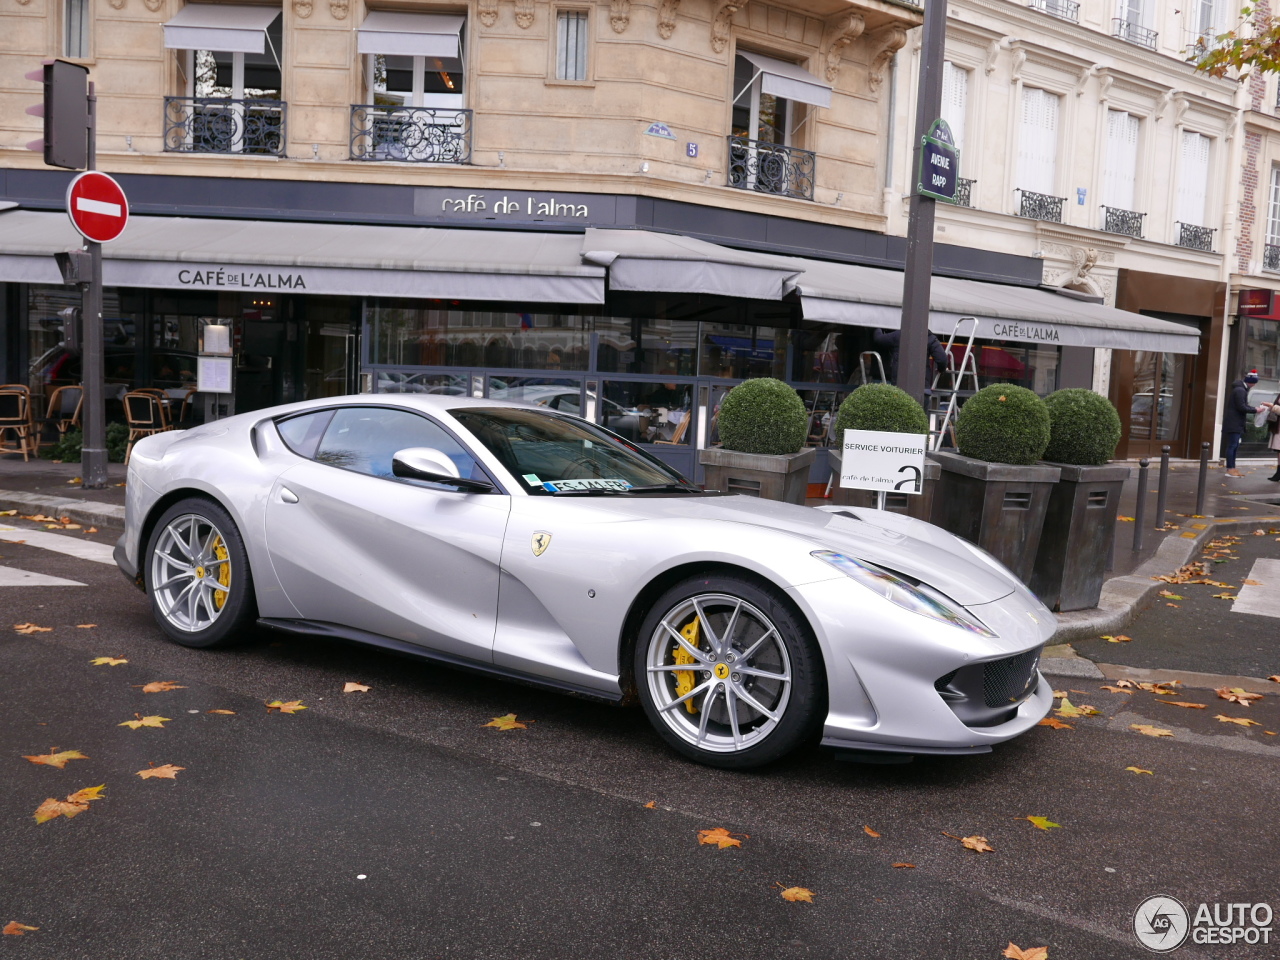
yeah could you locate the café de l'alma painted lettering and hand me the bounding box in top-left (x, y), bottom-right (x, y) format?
top-left (177, 268), bottom-right (307, 289)
top-left (990, 320), bottom-right (1061, 343)
top-left (440, 193), bottom-right (590, 218)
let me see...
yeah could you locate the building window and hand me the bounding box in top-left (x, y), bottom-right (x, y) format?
top-left (1264, 167), bottom-right (1280, 270)
top-left (941, 61), bottom-right (967, 155)
top-left (1188, 0), bottom-right (1218, 47)
top-left (556, 10), bottom-right (589, 81)
top-left (1103, 109), bottom-right (1140, 222)
top-left (64, 0), bottom-right (89, 59)
top-left (1176, 130), bottom-right (1211, 228)
top-left (1017, 87), bottom-right (1059, 197)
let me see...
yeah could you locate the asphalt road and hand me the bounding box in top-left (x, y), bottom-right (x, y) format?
top-left (2, 517), bottom-right (1278, 960)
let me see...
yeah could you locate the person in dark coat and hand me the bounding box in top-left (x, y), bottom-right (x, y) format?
top-left (1223, 370), bottom-right (1264, 477)
top-left (873, 328), bottom-right (952, 385)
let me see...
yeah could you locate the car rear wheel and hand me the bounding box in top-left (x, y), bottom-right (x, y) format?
top-left (635, 575), bottom-right (824, 769)
top-left (145, 497), bottom-right (257, 648)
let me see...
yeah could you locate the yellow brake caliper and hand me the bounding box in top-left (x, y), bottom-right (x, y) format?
top-left (211, 535), bottom-right (231, 610)
top-left (673, 616), bottom-right (701, 715)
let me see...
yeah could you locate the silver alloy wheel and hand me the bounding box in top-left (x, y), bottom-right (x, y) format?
top-left (644, 592), bottom-right (793, 754)
top-left (149, 513), bottom-right (233, 633)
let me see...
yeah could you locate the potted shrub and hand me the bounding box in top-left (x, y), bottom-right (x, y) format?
top-left (1029, 388), bottom-right (1128, 612)
top-left (699, 378), bottom-right (814, 504)
top-left (931, 383), bottom-right (1061, 585)
top-left (827, 384), bottom-right (939, 520)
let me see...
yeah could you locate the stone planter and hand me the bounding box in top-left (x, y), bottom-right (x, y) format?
top-left (1028, 462), bottom-right (1131, 612)
top-left (699, 447), bottom-right (816, 505)
top-left (827, 448), bottom-right (940, 522)
top-left (929, 451), bottom-right (1061, 585)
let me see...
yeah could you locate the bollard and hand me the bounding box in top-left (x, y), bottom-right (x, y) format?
top-left (1195, 441), bottom-right (1210, 517)
top-left (1155, 445), bottom-right (1171, 531)
top-left (1133, 458), bottom-right (1149, 552)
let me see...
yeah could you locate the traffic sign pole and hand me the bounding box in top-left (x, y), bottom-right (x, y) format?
top-left (80, 82), bottom-right (108, 489)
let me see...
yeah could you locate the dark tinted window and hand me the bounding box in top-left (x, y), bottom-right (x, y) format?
top-left (315, 407), bottom-right (481, 484)
top-left (276, 409), bottom-right (335, 459)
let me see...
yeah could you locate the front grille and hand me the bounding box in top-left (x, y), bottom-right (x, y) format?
top-left (983, 649), bottom-right (1041, 707)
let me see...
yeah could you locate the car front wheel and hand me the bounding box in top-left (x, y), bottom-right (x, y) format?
top-left (635, 575), bottom-right (824, 769)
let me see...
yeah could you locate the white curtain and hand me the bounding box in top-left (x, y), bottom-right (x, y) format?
top-left (1103, 110), bottom-right (1139, 211)
top-left (1017, 87), bottom-right (1059, 196)
top-left (1176, 131), bottom-right (1211, 227)
top-left (941, 61), bottom-right (967, 156)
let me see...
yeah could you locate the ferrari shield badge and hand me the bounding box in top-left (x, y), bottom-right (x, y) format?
top-left (531, 531), bottom-right (552, 557)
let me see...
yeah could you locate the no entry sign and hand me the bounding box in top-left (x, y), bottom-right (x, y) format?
top-left (66, 171), bottom-right (128, 243)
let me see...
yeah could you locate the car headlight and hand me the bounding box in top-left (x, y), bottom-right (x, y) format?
top-left (812, 550), bottom-right (997, 638)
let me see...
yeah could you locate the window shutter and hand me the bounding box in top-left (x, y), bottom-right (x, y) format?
top-left (1267, 167), bottom-right (1280, 247)
top-left (556, 11), bottom-right (588, 81)
top-left (1176, 131), bottom-right (1211, 227)
top-left (941, 61), bottom-right (967, 155)
top-left (1103, 110), bottom-right (1139, 211)
top-left (1018, 87), bottom-right (1058, 196)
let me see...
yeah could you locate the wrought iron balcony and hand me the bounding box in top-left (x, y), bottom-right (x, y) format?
top-left (949, 178), bottom-right (975, 208)
top-left (1264, 244), bottom-right (1280, 271)
top-left (1176, 222), bottom-right (1215, 252)
top-left (163, 97), bottom-right (285, 156)
top-left (1027, 0), bottom-right (1079, 23)
top-left (1102, 206), bottom-right (1145, 239)
top-left (1112, 18), bottom-right (1158, 49)
top-left (727, 136), bottom-right (816, 201)
top-left (349, 105), bottom-right (473, 164)
top-left (1016, 189), bottom-right (1065, 223)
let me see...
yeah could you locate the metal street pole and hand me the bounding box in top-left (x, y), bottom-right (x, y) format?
top-left (898, 0), bottom-right (949, 405)
top-left (81, 81), bottom-right (108, 488)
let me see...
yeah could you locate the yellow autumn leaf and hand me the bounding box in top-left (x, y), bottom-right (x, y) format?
top-left (778, 885), bottom-right (814, 903)
top-left (863, 825), bottom-right (881, 838)
top-left (136, 763), bottom-right (185, 780)
top-left (90, 656), bottom-right (126, 666)
top-left (265, 700), bottom-right (307, 714)
top-left (33, 784), bottom-right (105, 823)
top-left (1215, 715), bottom-right (1262, 727)
top-left (1054, 698), bottom-right (1100, 718)
top-left (482, 713), bottom-right (526, 730)
top-left (1243, 579), bottom-right (1263, 586)
top-left (891, 863), bottom-right (916, 868)
top-left (643, 801), bottom-right (657, 809)
top-left (13, 623), bottom-right (52, 635)
top-left (698, 827), bottom-right (747, 849)
top-left (1019, 816), bottom-right (1061, 831)
top-left (942, 832), bottom-right (993, 853)
top-left (1099, 634), bottom-right (1132, 643)
top-left (2, 922), bottom-right (39, 936)
top-left (1037, 717), bottom-right (1072, 729)
top-left (1003, 944), bottom-right (1049, 960)
top-left (23, 748), bottom-right (88, 769)
top-left (136, 681), bottom-right (187, 693)
top-left (1125, 767), bottom-right (1154, 775)
top-left (1216, 687), bottom-right (1263, 707)
top-left (343, 682), bottom-right (371, 693)
top-left (206, 709), bottom-right (236, 715)
top-left (76, 624), bottom-right (97, 629)
top-left (1154, 699), bottom-right (1206, 709)
top-left (118, 714), bottom-right (171, 730)
top-left (1130, 724), bottom-right (1173, 737)
top-left (1100, 685), bottom-right (1132, 694)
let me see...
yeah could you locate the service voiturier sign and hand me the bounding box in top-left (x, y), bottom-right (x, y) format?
top-left (839, 429), bottom-right (927, 495)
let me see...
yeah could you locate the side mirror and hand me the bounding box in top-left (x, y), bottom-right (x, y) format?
top-left (392, 447), bottom-right (493, 492)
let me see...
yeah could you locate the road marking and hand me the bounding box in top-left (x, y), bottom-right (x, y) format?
top-left (75, 196), bottom-right (122, 218)
top-left (1232, 558), bottom-right (1280, 619)
top-left (0, 565), bottom-right (85, 587)
top-left (0, 526), bottom-right (117, 565)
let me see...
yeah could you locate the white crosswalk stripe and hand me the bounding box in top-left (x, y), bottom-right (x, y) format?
top-left (1232, 558), bottom-right (1280, 619)
top-left (0, 566), bottom-right (85, 587)
top-left (0, 525), bottom-right (117, 565)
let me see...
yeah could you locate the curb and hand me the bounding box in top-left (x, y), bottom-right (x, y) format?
top-left (0, 488), bottom-right (126, 530)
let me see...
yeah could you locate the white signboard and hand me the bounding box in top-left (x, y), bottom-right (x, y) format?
top-left (839, 429), bottom-right (927, 494)
top-left (197, 356), bottom-right (233, 395)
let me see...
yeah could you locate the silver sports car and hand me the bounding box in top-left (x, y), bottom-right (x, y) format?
top-left (114, 395), bottom-right (1054, 768)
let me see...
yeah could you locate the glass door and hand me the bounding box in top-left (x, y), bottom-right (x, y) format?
top-left (1126, 350), bottom-right (1193, 458)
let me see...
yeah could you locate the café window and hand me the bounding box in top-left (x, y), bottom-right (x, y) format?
top-left (363, 13), bottom-right (466, 109)
top-left (555, 10), bottom-right (590, 81)
top-left (64, 0), bottom-right (90, 59)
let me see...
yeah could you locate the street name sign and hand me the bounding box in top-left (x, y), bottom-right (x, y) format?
top-left (916, 118), bottom-right (960, 203)
top-left (66, 171), bottom-right (128, 243)
top-left (839, 429), bottom-right (927, 494)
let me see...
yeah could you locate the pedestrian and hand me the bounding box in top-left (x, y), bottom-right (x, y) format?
top-left (1265, 390), bottom-right (1280, 482)
top-left (873, 328), bottom-right (952, 385)
top-left (1223, 370), bottom-right (1267, 478)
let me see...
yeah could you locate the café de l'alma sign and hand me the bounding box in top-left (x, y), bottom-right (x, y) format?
top-left (417, 188), bottom-right (593, 220)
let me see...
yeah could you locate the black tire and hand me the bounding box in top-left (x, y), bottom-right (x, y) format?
top-left (144, 497), bottom-right (258, 649)
top-left (634, 574), bottom-right (825, 769)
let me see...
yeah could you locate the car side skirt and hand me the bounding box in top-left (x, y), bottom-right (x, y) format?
top-left (820, 736), bottom-right (993, 758)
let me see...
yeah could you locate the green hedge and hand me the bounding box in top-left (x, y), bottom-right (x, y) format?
top-left (834, 384), bottom-right (928, 437)
top-left (1042, 388), bottom-right (1122, 465)
top-left (955, 383), bottom-right (1050, 465)
top-left (39, 422), bottom-right (129, 464)
top-left (717, 378), bottom-right (808, 455)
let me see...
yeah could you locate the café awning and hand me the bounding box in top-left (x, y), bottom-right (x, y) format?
top-left (163, 4), bottom-right (281, 55)
top-left (737, 51), bottom-right (832, 109)
top-left (357, 11), bottom-right (465, 59)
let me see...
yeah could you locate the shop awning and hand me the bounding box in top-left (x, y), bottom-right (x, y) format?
top-left (789, 257), bottom-right (1202, 354)
top-left (581, 229), bottom-right (802, 302)
top-left (737, 51), bottom-right (832, 109)
top-left (163, 4), bottom-right (281, 55)
top-left (0, 210), bottom-right (604, 304)
top-left (357, 12), bottom-right (465, 59)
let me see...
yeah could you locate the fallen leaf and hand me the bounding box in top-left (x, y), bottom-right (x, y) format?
top-left (20, 514), bottom-right (57, 522)
top-left (1216, 687), bottom-right (1263, 707)
top-left (1051, 690), bottom-right (1067, 698)
top-left (1117, 515), bottom-right (1135, 521)
top-left (1003, 945), bottom-right (1049, 960)
top-left (698, 827), bottom-right (747, 849)
top-left (1138, 682), bottom-right (1181, 695)
top-left (206, 709), bottom-right (236, 715)
top-left (1037, 717), bottom-right (1073, 729)
top-left (1215, 715), bottom-right (1262, 727)
top-left (90, 656), bottom-right (126, 666)
top-left (1113, 680), bottom-right (1136, 688)
top-left (1155, 699), bottom-right (1206, 709)
top-left (891, 862), bottom-right (916, 868)
top-left (1019, 816), bottom-right (1061, 831)
top-left (1255, 529), bottom-right (1267, 536)
top-left (1131, 724), bottom-right (1173, 738)
top-left (67, 477), bottom-right (83, 485)
top-left (482, 713), bottom-right (525, 730)
top-left (1099, 634), bottom-right (1132, 643)
top-left (33, 784), bottom-right (105, 823)
top-left (342, 682), bottom-right (371, 693)
top-left (1158, 591), bottom-right (1184, 600)
top-left (1100, 685), bottom-right (1132, 694)
top-left (942, 832), bottom-right (994, 853)
top-left (136, 763), bottom-right (185, 780)
top-left (1054, 698), bottom-right (1100, 718)
top-left (778, 885), bottom-right (814, 903)
top-left (136, 681), bottom-right (187, 693)
top-left (1244, 579), bottom-right (1263, 586)
top-left (0, 509), bottom-right (15, 516)
top-left (1125, 767), bottom-right (1154, 775)
top-left (13, 623), bottom-right (52, 635)
top-left (643, 801), bottom-right (657, 809)
top-left (863, 825), bottom-right (881, 838)
top-left (1212, 593), bottom-right (1237, 600)
top-left (2, 922), bottom-right (39, 936)
top-left (265, 700), bottom-right (307, 714)
top-left (86, 527), bottom-right (98, 534)
top-left (1165, 603), bottom-right (1180, 607)
top-left (118, 714), bottom-right (171, 730)
top-left (23, 748), bottom-right (88, 769)
top-left (1269, 676), bottom-right (1280, 683)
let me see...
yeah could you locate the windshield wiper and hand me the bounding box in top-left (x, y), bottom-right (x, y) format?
top-left (624, 483), bottom-right (703, 494)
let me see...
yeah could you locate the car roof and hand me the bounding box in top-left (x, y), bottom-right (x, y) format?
top-left (268, 393), bottom-right (540, 420)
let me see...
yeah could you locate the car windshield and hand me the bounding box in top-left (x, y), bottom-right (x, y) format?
top-left (451, 406), bottom-right (700, 496)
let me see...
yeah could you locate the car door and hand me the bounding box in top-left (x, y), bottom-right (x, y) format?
top-left (263, 405), bottom-right (510, 663)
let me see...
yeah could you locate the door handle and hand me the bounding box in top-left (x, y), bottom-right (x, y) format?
top-left (279, 487), bottom-right (299, 504)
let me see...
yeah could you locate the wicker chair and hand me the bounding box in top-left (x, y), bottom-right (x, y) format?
top-left (42, 385), bottom-right (84, 444)
top-left (123, 391), bottom-right (172, 464)
top-left (0, 387), bottom-right (36, 461)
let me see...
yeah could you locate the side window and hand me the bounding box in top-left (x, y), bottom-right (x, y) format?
top-left (275, 409), bottom-right (335, 459)
top-left (314, 407), bottom-right (480, 483)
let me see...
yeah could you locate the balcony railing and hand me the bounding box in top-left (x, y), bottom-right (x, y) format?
top-left (1113, 18), bottom-right (1158, 49)
top-left (1102, 205), bottom-right (1145, 239)
top-left (1027, 0), bottom-right (1079, 23)
top-left (163, 97), bottom-right (285, 156)
top-left (727, 136), bottom-right (816, 201)
top-left (1177, 222), bottom-right (1215, 252)
top-left (949, 178), bottom-right (975, 208)
top-left (1264, 244), bottom-right (1280, 271)
top-left (1016, 189), bottom-right (1066, 223)
top-left (349, 105), bottom-right (473, 164)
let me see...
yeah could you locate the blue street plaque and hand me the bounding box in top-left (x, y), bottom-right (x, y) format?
top-left (916, 119), bottom-right (960, 203)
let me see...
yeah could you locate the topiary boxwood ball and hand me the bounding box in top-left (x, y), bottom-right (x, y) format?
top-left (834, 384), bottom-right (928, 437)
top-left (1042, 388), bottom-right (1122, 466)
top-left (955, 383), bottom-right (1050, 465)
top-left (717, 378), bottom-right (808, 456)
